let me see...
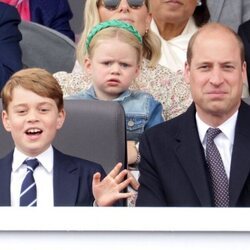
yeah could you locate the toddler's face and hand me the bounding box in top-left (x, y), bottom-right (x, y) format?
top-left (85, 39), bottom-right (140, 100)
top-left (2, 86), bottom-right (65, 157)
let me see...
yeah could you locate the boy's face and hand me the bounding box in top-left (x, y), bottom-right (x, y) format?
top-left (84, 39), bottom-right (140, 100)
top-left (2, 86), bottom-right (65, 157)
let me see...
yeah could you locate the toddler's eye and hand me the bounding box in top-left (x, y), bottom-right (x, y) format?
top-left (102, 61), bottom-right (112, 66)
top-left (120, 63), bottom-right (130, 68)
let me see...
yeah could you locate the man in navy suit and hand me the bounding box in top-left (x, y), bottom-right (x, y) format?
top-left (0, 3), bottom-right (22, 92)
top-left (0, 68), bottom-right (131, 206)
top-left (136, 23), bottom-right (250, 207)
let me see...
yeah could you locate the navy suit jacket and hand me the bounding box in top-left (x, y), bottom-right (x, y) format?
top-left (30, 0), bottom-right (75, 41)
top-left (0, 3), bottom-right (22, 91)
top-left (137, 101), bottom-right (250, 207)
top-left (0, 148), bottom-right (106, 206)
top-left (238, 20), bottom-right (250, 92)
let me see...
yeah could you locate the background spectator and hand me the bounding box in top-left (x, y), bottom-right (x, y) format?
top-left (207, 0), bottom-right (250, 32)
top-left (150, 0), bottom-right (210, 72)
top-left (0, 2), bottom-right (22, 91)
top-left (1, 0), bottom-right (75, 41)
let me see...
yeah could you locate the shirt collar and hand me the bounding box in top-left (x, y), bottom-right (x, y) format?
top-left (12, 145), bottom-right (54, 173)
top-left (196, 111), bottom-right (238, 146)
top-left (86, 85), bottom-right (132, 101)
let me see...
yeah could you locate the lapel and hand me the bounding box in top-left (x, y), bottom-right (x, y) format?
top-left (174, 104), bottom-right (212, 206)
top-left (53, 148), bottom-right (80, 206)
top-left (229, 102), bottom-right (250, 206)
top-left (0, 151), bottom-right (13, 206)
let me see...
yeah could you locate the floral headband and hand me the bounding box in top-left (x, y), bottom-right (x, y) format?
top-left (85, 19), bottom-right (142, 50)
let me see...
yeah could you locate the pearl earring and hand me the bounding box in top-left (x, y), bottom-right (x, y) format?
top-left (197, 0), bottom-right (202, 6)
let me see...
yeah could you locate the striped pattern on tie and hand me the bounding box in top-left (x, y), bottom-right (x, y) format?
top-left (20, 158), bottom-right (39, 207)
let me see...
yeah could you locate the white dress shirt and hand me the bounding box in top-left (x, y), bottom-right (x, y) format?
top-left (196, 111), bottom-right (238, 179)
top-left (11, 145), bottom-right (54, 206)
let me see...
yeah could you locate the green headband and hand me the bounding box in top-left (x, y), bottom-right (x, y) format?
top-left (85, 20), bottom-right (142, 51)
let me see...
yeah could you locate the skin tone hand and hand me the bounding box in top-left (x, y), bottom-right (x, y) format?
top-left (92, 163), bottom-right (135, 206)
top-left (127, 140), bottom-right (138, 165)
top-left (127, 171), bottom-right (140, 191)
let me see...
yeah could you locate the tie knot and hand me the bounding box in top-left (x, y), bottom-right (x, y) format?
top-left (207, 127), bottom-right (221, 141)
top-left (24, 158), bottom-right (39, 171)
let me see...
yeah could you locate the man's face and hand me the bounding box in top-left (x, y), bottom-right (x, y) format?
top-left (184, 28), bottom-right (247, 125)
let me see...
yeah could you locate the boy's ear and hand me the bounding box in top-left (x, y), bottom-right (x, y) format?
top-left (2, 110), bottom-right (11, 132)
top-left (56, 108), bottom-right (66, 130)
top-left (84, 57), bottom-right (92, 74)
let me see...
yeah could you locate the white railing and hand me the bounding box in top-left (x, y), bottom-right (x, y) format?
top-left (0, 207), bottom-right (249, 250)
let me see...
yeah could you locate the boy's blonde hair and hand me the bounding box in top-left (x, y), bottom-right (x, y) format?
top-left (76, 0), bottom-right (160, 68)
top-left (1, 68), bottom-right (64, 111)
top-left (87, 26), bottom-right (143, 65)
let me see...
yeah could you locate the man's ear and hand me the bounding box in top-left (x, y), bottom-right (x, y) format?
top-left (2, 110), bottom-right (11, 132)
top-left (184, 61), bottom-right (191, 85)
top-left (242, 61), bottom-right (247, 83)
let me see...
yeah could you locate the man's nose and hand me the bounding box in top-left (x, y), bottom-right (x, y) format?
top-left (209, 68), bottom-right (224, 86)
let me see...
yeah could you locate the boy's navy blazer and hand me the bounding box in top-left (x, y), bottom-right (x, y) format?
top-left (137, 101), bottom-right (250, 207)
top-left (0, 148), bottom-right (106, 206)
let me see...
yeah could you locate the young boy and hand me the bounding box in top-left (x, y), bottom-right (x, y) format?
top-left (0, 68), bottom-right (132, 206)
top-left (68, 20), bottom-right (164, 206)
top-left (68, 20), bottom-right (164, 165)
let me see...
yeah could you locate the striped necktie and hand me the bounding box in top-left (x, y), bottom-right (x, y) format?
top-left (20, 158), bottom-right (39, 207)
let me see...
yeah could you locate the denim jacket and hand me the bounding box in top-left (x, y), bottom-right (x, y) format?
top-left (68, 86), bottom-right (164, 141)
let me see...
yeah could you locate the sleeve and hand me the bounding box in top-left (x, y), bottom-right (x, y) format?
top-left (0, 3), bottom-right (22, 91)
top-left (53, 71), bottom-right (91, 97)
top-left (145, 95), bottom-right (165, 129)
top-left (136, 133), bottom-right (168, 206)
